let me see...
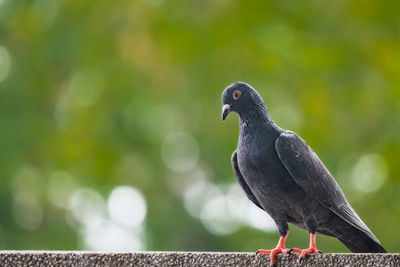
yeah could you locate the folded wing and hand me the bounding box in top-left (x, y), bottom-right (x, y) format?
top-left (231, 151), bottom-right (264, 210)
top-left (275, 131), bottom-right (381, 245)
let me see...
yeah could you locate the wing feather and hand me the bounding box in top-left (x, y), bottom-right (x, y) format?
top-left (231, 151), bottom-right (264, 210)
top-left (275, 131), bottom-right (380, 244)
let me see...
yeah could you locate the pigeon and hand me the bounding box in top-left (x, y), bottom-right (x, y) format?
top-left (221, 81), bottom-right (386, 265)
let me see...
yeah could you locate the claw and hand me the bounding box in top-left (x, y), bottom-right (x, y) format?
top-left (287, 248), bottom-right (302, 254)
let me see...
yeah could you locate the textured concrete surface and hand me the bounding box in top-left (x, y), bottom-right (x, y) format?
top-left (0, 251), bottom-right (398, 267)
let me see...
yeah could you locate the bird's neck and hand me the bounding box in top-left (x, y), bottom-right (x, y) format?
top-left (239, 107), bottom-right (282, 140)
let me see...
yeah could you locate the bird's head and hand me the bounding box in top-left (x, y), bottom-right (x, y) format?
top-left (221, 81), bottom-right (266, 121)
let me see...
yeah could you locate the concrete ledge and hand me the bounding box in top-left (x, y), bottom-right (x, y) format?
top-left (0, 251), bottom-right (398, 267)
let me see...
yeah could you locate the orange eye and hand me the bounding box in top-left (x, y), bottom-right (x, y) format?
top-left (233, 90), bottom-right (241, 100)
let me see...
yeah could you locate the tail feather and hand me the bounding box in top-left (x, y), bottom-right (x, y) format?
top-left (333, 222), bottom-right (387, 253)
top-left (320, 214), bottom-right (386, 253)
top-left (339, 230), bottom-right (386, 253)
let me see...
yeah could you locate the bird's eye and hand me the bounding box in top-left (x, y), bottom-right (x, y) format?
top-left (233, 90), bottom-right (241, 100)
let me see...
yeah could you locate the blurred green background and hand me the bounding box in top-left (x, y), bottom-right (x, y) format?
top-left (0, 0), bottom-right (399, 253)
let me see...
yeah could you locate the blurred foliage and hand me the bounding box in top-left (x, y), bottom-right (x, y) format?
top-left (0, 0), bottom-right (399, 253)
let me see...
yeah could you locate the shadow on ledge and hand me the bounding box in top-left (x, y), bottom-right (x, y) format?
top-left (0, 251), bottom-right (398, 266)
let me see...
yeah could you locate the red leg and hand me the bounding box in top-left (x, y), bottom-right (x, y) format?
top-left (299, 233), bottom-right (321, 260)
top-left (256, 233), bottom-right (291, 265)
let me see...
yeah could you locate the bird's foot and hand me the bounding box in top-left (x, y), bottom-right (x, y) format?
top-left (256, 247), bottom-right (290, 265)
top-left (298, 247), bottom-right (321, 263)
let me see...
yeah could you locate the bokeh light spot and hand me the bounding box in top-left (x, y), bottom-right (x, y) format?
top-left (12, 165), bottom-right (39, 194)
top-left (82, 221), bottom-right (143, 251)
top-left (183, 178), bottom-right (219, 219)
top-left (47, 171), bottom-right (78, 209)
top-left (107, 186), bottom-right (147, 228)
top-left (184, 181), bottom-right (276, 236)
top-left (69, 188), bottom-right (107, 227)
top-left (200, 193), bottom-right (241, 236)
top-left (166, 165), bottom-right (210, 197)
top-left (68, 186), bottom-right (147, 251)
top-left (243, 203), bottom-right (276, 232)
top-left (351, 153), bottom-right (388, 194)
top-left (161, 131), bottom-right (200, 172)
top-left (12, 191), bottom-right (44, 231)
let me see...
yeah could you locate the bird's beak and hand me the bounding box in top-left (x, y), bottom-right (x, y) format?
top-left (221, 104), bottom-right (231, 121)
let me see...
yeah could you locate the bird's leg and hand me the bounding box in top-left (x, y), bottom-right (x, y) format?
top-left (256, 233), bottom-right (290, 265)
top-left (298, 233), bottom-right (321, 261)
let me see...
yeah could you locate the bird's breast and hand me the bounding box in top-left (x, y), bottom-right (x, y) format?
top-left (237, 141), bottom-right (277, 178)
top-left (237, 137), bottom-right (298, 193)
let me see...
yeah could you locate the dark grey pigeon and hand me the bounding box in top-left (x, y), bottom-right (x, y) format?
top-left (221, 82), bottom-right (386, 265)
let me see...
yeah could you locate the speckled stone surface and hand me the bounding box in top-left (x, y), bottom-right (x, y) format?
top-left (0, 251), bottom-right (398, 267)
